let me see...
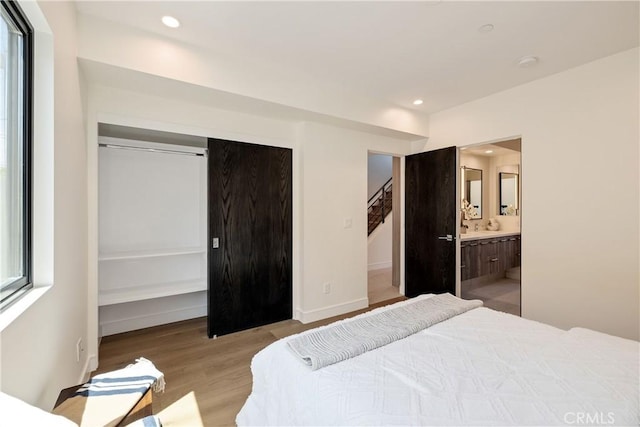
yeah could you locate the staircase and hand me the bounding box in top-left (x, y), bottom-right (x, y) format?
top-left (368, 178), bottom-right (392, 235)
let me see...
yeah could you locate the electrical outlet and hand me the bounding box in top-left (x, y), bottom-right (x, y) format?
top-left (76, 338), bottom-right (83, 363)
top-left (323, 282), bottom-right (331, 294)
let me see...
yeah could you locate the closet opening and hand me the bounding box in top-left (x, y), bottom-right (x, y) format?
top-left (97, 124), bottom-right (209, 337)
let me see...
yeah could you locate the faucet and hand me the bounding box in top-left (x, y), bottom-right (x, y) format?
top-left (474, 223), bottom-right (479, 232)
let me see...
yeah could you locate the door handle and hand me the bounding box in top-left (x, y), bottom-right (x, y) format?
top-left (438, 234), bottom-right (454, 242)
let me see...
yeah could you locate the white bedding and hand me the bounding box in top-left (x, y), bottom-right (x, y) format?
top-left (236, 295), bottom-right (639, 426)
top-left (0, 392), bottom-right (78, 427)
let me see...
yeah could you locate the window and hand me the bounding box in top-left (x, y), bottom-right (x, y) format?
top-left (0, 0), bottom-right (32, 311)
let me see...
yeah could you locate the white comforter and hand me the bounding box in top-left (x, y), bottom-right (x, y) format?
top-left (236, 295), bottom-right (639, 426)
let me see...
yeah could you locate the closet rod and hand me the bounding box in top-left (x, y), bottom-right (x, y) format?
top-left (99, 143), bottom-right (206, 157)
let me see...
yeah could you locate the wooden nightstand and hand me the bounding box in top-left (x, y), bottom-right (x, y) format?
top-left (53, 384), bottom-right (153, 426)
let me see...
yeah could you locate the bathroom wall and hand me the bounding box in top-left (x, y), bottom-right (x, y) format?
top-left (489, 153), bottom-right (521, 219)
top-left (460, 151), bottom-right (521, 233)
top-left (460, 153), bottom-right (490, 229)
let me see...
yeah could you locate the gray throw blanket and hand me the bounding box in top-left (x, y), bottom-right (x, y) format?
top-left (287, 293), bottom-right (482, 370)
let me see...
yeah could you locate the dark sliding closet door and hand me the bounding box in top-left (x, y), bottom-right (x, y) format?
top-left (207, 138), bottom-right (292, 338)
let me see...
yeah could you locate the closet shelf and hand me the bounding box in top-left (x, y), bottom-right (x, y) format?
top-left (99, 247), bottom-right (206, 262)
top-left (98, 279), bottom-right (207, 306)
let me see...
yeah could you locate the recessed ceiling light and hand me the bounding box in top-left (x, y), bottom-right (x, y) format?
top-left (162, 15), bottom-right (180, 28)
top-left (517, 55), bottom-right (539, 68)
top-left (478, 24), bottom-right (494, 33)
top-left (485, 150), bottom-right (493, 154)
top-left (413, 99), bottom-right (423, 106)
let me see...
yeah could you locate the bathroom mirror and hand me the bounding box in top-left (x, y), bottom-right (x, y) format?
top-left (462, 167), bottom-right (482, 218)
top-left (499, 172), bottom-right (518, 215)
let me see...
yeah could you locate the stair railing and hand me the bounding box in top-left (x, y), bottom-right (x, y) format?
top-left (368, 177), bottom-right (393, 235)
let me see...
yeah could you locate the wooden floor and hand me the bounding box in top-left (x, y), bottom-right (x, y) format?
top-left (368, 267), bottom-right (400, 304)
top-left (96, 297), bottom-right (405, 426)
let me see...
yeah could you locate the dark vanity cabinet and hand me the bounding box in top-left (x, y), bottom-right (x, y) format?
top-left (460, 240), bottom-right (478, 281)
top-left (461, 234), bottom-right (520, 281)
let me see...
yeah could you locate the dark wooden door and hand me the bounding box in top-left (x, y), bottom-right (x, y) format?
top-left (207, 138), bottom-right (292, 338)
top-left (405, 147), bottom-right (457, 297)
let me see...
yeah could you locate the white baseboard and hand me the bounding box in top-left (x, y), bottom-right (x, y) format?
top-left (367, 261), bottom-right (392, 271)
top-left (100, 304), bottom-right (206, 336)
top-left (297, 297), bottom-right (369, 324)
top-left (79, 355), bottom-right (97, 382)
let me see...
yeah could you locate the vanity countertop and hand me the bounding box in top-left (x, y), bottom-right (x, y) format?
top-left (460, 230), bottom-right (521, 241)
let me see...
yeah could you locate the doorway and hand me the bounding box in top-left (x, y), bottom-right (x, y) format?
top-left (367, 153), bottom-right (401, 304)
top-left (459, 138), bottom-right (521, 316)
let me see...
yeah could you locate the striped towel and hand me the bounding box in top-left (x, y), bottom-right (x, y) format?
top-left (126, 415), bottom-right (163, 427)
top-left (76, 357), bottom-right (165, 397)
top-left (53, 357), bottom-right (165, 427)
top-left (287, 293), bottom-right (483, 370)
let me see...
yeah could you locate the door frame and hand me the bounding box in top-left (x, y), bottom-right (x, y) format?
top-left (367, 151), bottom-right (406, 297)
top-left (457, 135), bottom-right (523, 309)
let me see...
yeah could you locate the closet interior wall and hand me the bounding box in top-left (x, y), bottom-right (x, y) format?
top-left (97, 124), bottom-right (208, 336)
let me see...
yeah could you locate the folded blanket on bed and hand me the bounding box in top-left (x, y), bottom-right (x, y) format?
top-left (287, 293), bottom-right (482, 370)
top-left (53, 357), bottom-right (165, 427)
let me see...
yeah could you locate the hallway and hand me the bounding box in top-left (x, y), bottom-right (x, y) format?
top-left (367, 267), bottom-right (399, 304)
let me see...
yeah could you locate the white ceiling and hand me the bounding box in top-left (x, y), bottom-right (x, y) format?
top-left (75, 1), bottom-right (639, 115)
top-left (461, 143), bottom-right (515, 158)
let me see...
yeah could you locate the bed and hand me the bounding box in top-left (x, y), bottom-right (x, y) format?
top-left (236, 294), bottom-right (639, 426)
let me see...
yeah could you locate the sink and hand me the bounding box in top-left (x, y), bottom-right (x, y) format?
top-left (461, 230), bottom-right (520, 240)
top-left (463, 230), bottom-right (494, 236)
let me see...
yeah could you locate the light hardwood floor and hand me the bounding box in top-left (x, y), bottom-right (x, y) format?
top-left (368, 267), bottom-right (400, 304)
top-left (96, 297), bottom-right (405, 426)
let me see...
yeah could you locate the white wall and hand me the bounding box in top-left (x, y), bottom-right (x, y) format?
top-left (367, 153), bottom-right (393, 199)
top-left (298, 122), bottom-right (411, 322)
top-left (426, 48), bottom-right (639, 340)
top-left (368, 213), bottom-right (393, 271)
top-left (0, 0), bottom-right (88, 409)
top-left (83, 78), bottom-right (415, 354)
top-left (99, 292), bottom-right (206, 336)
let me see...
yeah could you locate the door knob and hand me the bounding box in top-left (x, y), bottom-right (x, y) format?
top-left (438, 235), bottom-right (454, 242)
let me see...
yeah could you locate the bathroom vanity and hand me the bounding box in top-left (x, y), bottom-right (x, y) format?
top-left (460, 231), bottom-right (520, 281)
